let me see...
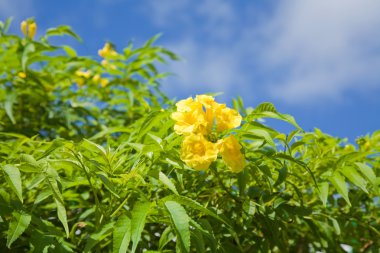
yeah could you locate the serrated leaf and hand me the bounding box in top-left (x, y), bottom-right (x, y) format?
top-left (249, 111), bottom-right (302, 130)
top-left (318, 182), bottom-right (329, 207)
top-left (329, 172), bottom-right (351, 206)
top-left (254, 102), bottom-right (277, 113)
top-left (45, 25), bottom-right (82, 41)
top-left (158, 227), bottom-right (175, 250)
top-left (4, 91), bottom-right (16, 124)
top-left (22, 43), bottom-right (35, 71)
top-left (6, 211), bottom-right (31, 248)
top-left (159, 172), bottom-right (178, 195)
top-left (130, 201), bottom-right (151, 253)
top-left (330, 217), bottom-right (341, 235)
top-left (84, 222), bottom-right (114, 252)
top-left (2, 165), bottom-right (23, 203)
top-left (354, 162), bottom-right (377, 186)
top-left (340, 166), bottom-right (368, 193)
top-left (165, 201), bottom-right (190, 253)
top-left (113, 215), bottom-right (131, 253)
top-left (46, 173), bottom-right (69, 237)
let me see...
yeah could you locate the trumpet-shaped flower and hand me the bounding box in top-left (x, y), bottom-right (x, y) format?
top-left (172, 98), bottom-right (210, 135)
top-left (219, 135), bottom-right (245, 173)
top-left (181, 134), bottom-right (219, 170)
top-left (215, 104), bottom-right (242, 132)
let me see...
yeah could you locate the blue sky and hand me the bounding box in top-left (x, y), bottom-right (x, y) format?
top-left (1, 0), bottom-right (380, 141)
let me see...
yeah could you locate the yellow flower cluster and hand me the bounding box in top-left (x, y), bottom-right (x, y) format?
top-left (75, 70), bottom-right (109, 87)
top-left (172, 95), bottom-right (245, 173)
top-left (98, 42), bottom-right (118, 58)
top-left (21, 20), bottom-right (37, 40)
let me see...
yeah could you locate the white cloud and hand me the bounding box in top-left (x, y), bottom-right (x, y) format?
top-left (257, 0), bottom-right (380, 103)
top-left (146, 0), bottom-right (380, 104)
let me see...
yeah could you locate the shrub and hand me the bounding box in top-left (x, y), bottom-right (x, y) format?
top-left (0, 18), bottom-right (379, 252)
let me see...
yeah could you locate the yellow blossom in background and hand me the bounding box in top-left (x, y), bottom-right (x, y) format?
top-left (20, 20), bottom-right (37, 39)
top-left (18, 72), bottom-right (26, 78)
top-left (98, 42), bottom-right (118, 58)
top-left (20, 21), bottom-right (27, 37)
top-left (75, 70), bottom-right (91, 79)
top-left (215, 104), bottom-right (242, 132)
top-left (100, 78), bottom-right (109, 87)
top-left (92, 74), bottom-right (101, 83)
top-left (75, 70), bottom-right (91, 86)
top-left (219, 135), bottom-right (246, 173)
top-left (28, 22), bottom-right (37, 39)
top-left (180, 134), bottom-right (219, 170)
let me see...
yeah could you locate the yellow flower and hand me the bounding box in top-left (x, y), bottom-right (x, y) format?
top-left (171, 98), bottom-right (210, 135)
top-left (28, 22), bottom-right (37, 39)
top-left (180, 134), bottom-right (219, 170)
top-left (195, 95), bottom-right (217, 132)
top-left (219, 135), bottom-right (245, 173)
top-left (75, 70), bottom-right (91, 79)
top-left (100, 78), bottom-right (109, 87)
top-left (18, 72), bottom-right (27, 78)
top-left (98, 42), bottom-right (118, 58)
top-left (20, 21), bottom-right (27, 37)
top-left (92, 74), bottom-right (101, 82)
top-left (215, 104), bottom-right (242, 132)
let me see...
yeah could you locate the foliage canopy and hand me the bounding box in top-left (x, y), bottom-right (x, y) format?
top-left (0, 18), bottom-right (379, 252)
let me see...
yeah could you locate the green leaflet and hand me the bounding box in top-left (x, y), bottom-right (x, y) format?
top-left (159, 171), bottom-right (179, 195)
top-left (113, 215), bottom-right (131, 253)
top-left (340, 166), bottom-right (368, 193)
top-left (130, 201), bottom-right (152, 253)
top-left (2, 165), bottom-right (23, 203)
top-left (6, 211), bottom-right (31, 248)
top-left (165, 201), bottom-right (190, 253)
top-left (329, 172), bottom-right (351, 206)
top-left (46, 168), bottom-right (69, 237)
top-left (318, 182), bottom-right (329, 207)
top-left (84, 222), bottom-right (114, 252)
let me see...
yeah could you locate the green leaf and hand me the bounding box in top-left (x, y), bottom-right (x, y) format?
top-left (330, 217), bottom-right (341, 235)
top-left (158, 227), bottom-right (175, 250)
top-left (130, 201), bottom-right (151, 253)
top-left (274, 166), bottom-right (287, 187)
top-left (22, 43), bottom-right (35, 71)
top-left (165, 201), bottom-right (190, 253)
top-left (62, 45), bottom-right (77, 57)
top-left (84, 222), bottom-right (114, 252)
top-left (159, 172), bottom-right (178, 195)
top-left (340, 166), bottom-right (368, 193)
top-left (246, 129), bottom-right (276, 149)
top-left (6, 211), bottom-right (31, 248)
top-left (96, 172), bottom-right (120, 198)
top-left (37, 139), bottom-right (65, 160)
top-left (329, 172), bottom-right (351, 206)
top-left (4, 91), bottom-right (16, 124)
top-left (161, 195), bottom-right (230, 228)
top-left (354, 162), bottom-right (377, 186)
top-left (45, 25), bottom-right (82, 41)
top-left (254, 102), bottom-right (277, 113)
top-left (2, 165), bottom-right (23, 203)
top-left (46, 172), bottom-right (69, 237)
top-left (248, 110), bottom-right (302, 130)
top-left (113, 215), bottom-right (131, 253)
top-left (317, 182), bottom-right (329, 207)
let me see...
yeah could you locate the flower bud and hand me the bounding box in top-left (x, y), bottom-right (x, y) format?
top-left (21, 21), bottom-right (28, 37)
top-left (28, 22), bottom-right (37, 39)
